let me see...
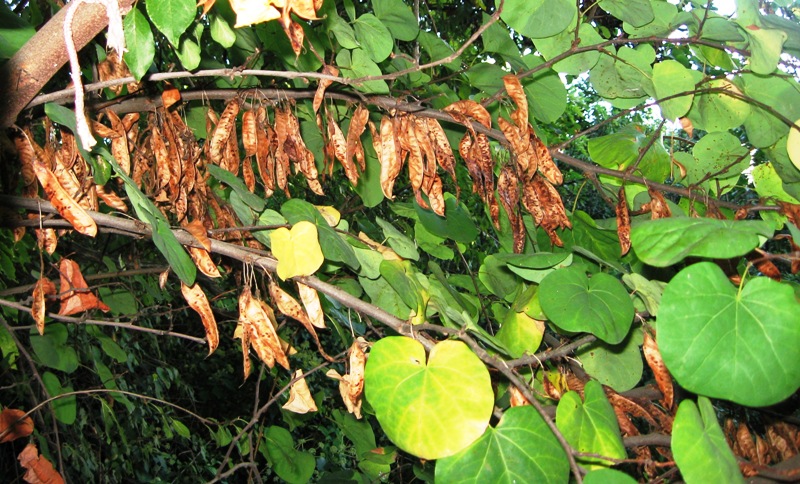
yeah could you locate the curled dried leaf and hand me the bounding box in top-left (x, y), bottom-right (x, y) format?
top-left (18, 443), bottom-right (65, 484)
top-left (297, 282), bottom-right (325, 329)
top-left (183, 219), bottom-right (211, 251)
top-left (209, 98), bottom-right (240, 164)
top-left (31, 277), bottom-right (54, 336)
top-left (378, 116), bottom-right (402, 199)
top-left (239, 286), bottom-right (290, 370)
top-left (533, 132), bottom-right (561, 185)
top-left (327, 109), bottom-right (356, 184)
top-left (241, 109), bottom-right (258, 157)
top-left (616, 186), bottom-right (631, 256)
top-left (444, 100), bottom-right (491, 128)
top-left (161, 85), bottom-right (181, 109)
top-left (58, 259), bottom-right (110, 316)
top-left (346, 104), bottom-right (369, 172)
top-left (508, 385), bottom-right (531, 407)
top-left (95, 184), bottom-right (128, 212)
top-left (181, 282), bottom-right (220, 355)
top-left (282, 369), bottom-right (318, 414)
top-left (642, 331), bottom-right (673, 410)
top-left (502, 74), bottom-right (528, 130)
top-left (269, 279), bottom-right (336, 362)
top-left (313, 65), bottom-right (339, 113)
top-left (0, 408), bottom-right (34, 443)
top-left (648, 188), bottom-right (671, 219)
top-left (24, 133), bottom-right (97, 237)
top-left (188, 246), bottom-right (222, 278)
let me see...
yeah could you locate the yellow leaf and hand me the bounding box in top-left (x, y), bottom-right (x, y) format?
top-left (270, 221), bottom-right (324, 280)
top-left (230, 0), bottom-right (281, 28)
top-left (314, 205), bottom-right (340, 227)
top-left (788, 118), bottom-right (800, 171)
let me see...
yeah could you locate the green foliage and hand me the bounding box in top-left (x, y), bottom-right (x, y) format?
top-left (556, 381), bottom-right (626, 469)
top-left (3, 0), bottom-right (800, 481)
top-left (364, 337), bottom-right (493, 459)
top-left (435, 406), bottom-right (569, 483)
top-left (659, 263), bottom-right (800, 406)
top-left (672, 397), bottom-right (745, 483)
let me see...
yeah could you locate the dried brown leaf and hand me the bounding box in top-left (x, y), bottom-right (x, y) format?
top-left (378, 116), bottom-right (402, 199)
top-left (183, 219), bottom-right (212, 251)
top-left (498, 116), bottom-right (532, 176)
top-left (150, 127), bottom-right (172, 192)
top-left (648, 188), bottom-right (672, 219)
top-left (222, 125), bottom-right (241, 176)
top-left (269, 280), bottom-right (336, 362)
top-left (181, 282), bottom-right (220, 355)
top-left (616, 186), bottom-right (631, 256)
top-left (282, 369), bottom-right (318, 413)
top-left (444, 100), bottom-right (491, 128)
top-left (241, 109), bottom-right (258, 157)
top-left (106, 111), bottom-right (131, 175)
top-left (346, 104), bottom-right (369, 172)
top-left (239, 286), bottom-right (290, 370)
top-left (736, 424), bottom-right (758, 462)
top-left (95, 184), bottom-right (128, 212)
top-left (327, 109), bottom-right (357, 184)
top-left (23, 133), bottom-right (97, 237)
top-left (296, 282), bottom-right (325, 329)
top-left (680, 117), bottom-right (694, 138)
top-left (0, 408), bottom-right (33, 444)
top-left (31, 277), bottom-right (52, 336)
top-left (642, 331), bottom-right (673, 409)
top-left (18, 443), bottom-right (64, 484)
top-left (161, 86), bottom-right (182, 109)
top-left (508, 385), bottom-right (531, 407)
top-left (188, 246), bottom-right (222, 278)
top-left (284, 19), bottom-right (305, 57)
top-left (209, 98), bottom-right (240, 164)
top-left (502, 74), bottom-right (528, 130)
top-left (313, 65), bottom-right (339, 113)
top-left (58, 259), bottom-right (110, 316)
top-left (533, 132), bottom-right (561, 185)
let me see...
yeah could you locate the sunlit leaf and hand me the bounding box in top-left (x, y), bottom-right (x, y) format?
top-left (270, 221), bottom-right (325, 280)
top-left (364, 337), bottom-right (493, 459)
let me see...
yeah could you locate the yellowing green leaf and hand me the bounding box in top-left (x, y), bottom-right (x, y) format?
top-left (788, 118), bottom-right (800, 171)
top-left (270, 221), bottom-right (324, 280)
top-left (315, 205), bottom-right (341, 226)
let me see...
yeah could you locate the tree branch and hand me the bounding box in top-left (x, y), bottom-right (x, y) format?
top-left (0, 0), bottom-right (134, 127)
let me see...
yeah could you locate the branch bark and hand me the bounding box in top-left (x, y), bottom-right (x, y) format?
top-left (0, 0), bottom-right (134, 128)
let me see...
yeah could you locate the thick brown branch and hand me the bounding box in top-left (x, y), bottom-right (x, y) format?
top-left (0, 0), bottom-right (134, 127)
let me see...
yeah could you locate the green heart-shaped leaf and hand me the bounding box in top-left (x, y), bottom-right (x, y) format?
top-left (435, 406), bottom-right (569, 483)
top-left (659, 262), bottom-right (800, 406)
top-left (631, 217), bottom-right (774, 267)
top-left (556, 380), bottom-right (626, 469)
top-left (270, 221), bottom-right (324, 280)
top-left (364, 337), bottom-right (493, 460)
top-left (672, 397), bottom-right (744, 483)
top-left (540, 267), bottom-right (634, 344)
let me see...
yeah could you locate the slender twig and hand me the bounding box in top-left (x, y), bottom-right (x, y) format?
top-left (0, 298), bottom-right (208, 345)
top-left (0, 387), bottom-right (217, 443)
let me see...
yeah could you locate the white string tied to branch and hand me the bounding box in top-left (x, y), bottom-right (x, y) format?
top-left (63, 0), bottom-right (127, 151)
